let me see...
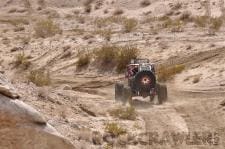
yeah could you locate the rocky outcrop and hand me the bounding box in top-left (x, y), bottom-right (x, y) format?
top-left (0, 74), bottom-right (75, 149)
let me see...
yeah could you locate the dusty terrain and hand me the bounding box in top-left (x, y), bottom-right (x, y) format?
top-left (0, 0), bottom-right (225, 148)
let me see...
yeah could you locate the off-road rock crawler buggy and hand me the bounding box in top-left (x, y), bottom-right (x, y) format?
top-left (115, 59), bottom-right (167, 104)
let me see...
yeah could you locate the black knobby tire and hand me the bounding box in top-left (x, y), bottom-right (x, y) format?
top-left (122, 85), bottom-right (132, 104)
top-left (157, 83), bottom-right (168, 104)
top-left (115, 82), bottom-right (124, 102)
top-left (134, 71), bottom-right (156, 92)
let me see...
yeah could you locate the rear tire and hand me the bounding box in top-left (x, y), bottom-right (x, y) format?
top-left (122, 85), bottom-right (132, 104)
top-left (115, 83), bottom-right (124, 102)
top-left (157, 83), bottom-right (168, 104)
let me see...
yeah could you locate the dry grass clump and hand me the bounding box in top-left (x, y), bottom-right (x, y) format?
top-left (93, 45), bottom-right (139, 72)
top-left (94, 16), bottom-right (127, 28)
top-left (76, 53), bottom-right (91, 69)
top-left (27, 69), bottom-right (51, 86)
top-left (193, 16), bottom-right (208, 28)
top-left (157, 64), bottom-right (185, 82)
top-left (105, 123), bottom-right (126, 137)
top-left (193, 16), bottom-right (223, 31)
top-left (94, 29), bottom-right (112, 41)
top-left (34, 19), bottom-right (62, 38)
top-left (140, 0), bottom-right (151, 7)
top-left (14, 53), bottom-right (31, 69)
top-left (109, 106), bottom-right (136, 120)
top-left (113, 8), bottom-right (124, 15)
top-left (94, 45), bottom-right (118, 67)
top-left (161, 17), bottom-right (183, 29)
top-left (123, 18), bottom-right (138, 33)
top-left (116, 46), bottom-right (139, 73)
top-left (210, 17), bottom-right (223, 31)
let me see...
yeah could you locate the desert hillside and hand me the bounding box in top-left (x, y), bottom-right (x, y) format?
top-left (0, 0), bottom-right (225, 148)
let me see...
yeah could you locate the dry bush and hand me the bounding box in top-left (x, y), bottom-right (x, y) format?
top-left (161, 17), bottom-right (183, 29)
top-left (34, 19), bottom-right (62, 38)
top-left (140, 0), bottom-right (151, 7)
top-left (94, 16), bottom-right (126, 28)
top-left (179, 11), bottom-right (192, 22)
top-left (95, 29), bottom-right (112, 41)
top-left (14, 53), bottom-right (31, 69)
top-left (157, 64), bottom-right (185, 82)
top-left (116, 46), bottom-right (139, 73)
top-left (109, 106), bottom-right (136, 120)
top-left (92, 45), bottom-right (139, 72)
top-left (210, 17), bottom-right (223, 31)
top-left (76, 53), bottom-right (91, 69)
top-left (105, 123), bottom-right (126, 137)
top-left (123, 18), bottom-right (138, 33)
top-left (27, 69), bottom-right (51, 86)
top-left (113, 8), bottom-right (124, 15)
top-left (193, 16), bottom-right (208, 28)
top-left (94, 45), bottom-right (118, 66)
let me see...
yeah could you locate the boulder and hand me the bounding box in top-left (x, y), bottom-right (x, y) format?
top-left (0, 74), bottom-right (75, 149)
top-left (0, 74), bottom-right (19, 99)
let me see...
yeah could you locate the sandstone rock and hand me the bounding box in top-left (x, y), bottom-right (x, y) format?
top-left (0, 94), bottom-right (75, 149)
top-left (0, 74), bottom-right (19, 99)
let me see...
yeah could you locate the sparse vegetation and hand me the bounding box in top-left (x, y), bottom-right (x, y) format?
top-left (109, 106), bottom-right (137, 120)
top-left (93, 45), bottom-right (139, 72)
top-left (95, 29), bottom-right (112, 41)
top-left (76, 53), bottom-right (91, 69)
top-left (94, 45), bottom-right (118, 67)
top-left (34, 19), bottom-right (62, 38)
top-left (105, 123), bottom-right (126, 137)
top-left (27, 69), bottom-right (51, 86)
top-left (123, 18), bottom-right (138, 33)
top-left (116, 46), bottom-right (139, 73)
top-left (157, 64), bottom-right (185, 82)
top-left (193, 16), bottom-right (223, 32)
top-left (13, 53), bottom-right (31, 70)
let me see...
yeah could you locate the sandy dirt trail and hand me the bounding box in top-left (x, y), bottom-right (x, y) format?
top-left (52, 72), bottom-right (225, 149)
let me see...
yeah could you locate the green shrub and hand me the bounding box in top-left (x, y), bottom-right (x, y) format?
top-left (34, 19), bottom-right (62, 38)
top-left (105, 123), bottom-right (126, 137)
top-left (28, 69), bottom-right (51, 86)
